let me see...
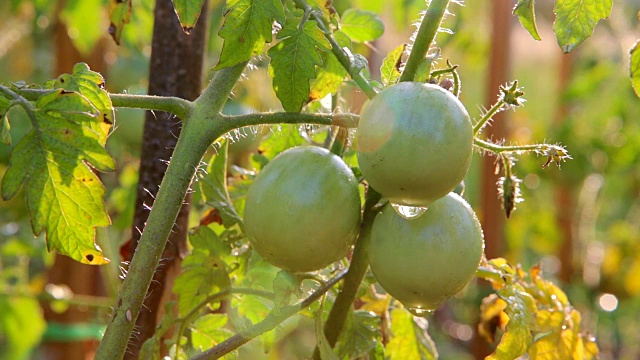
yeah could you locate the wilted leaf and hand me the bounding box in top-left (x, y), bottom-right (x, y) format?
top-left (1, 90), bottom-right (114, 264)
top-left (215, 0), bottom-right (285, 70)
top-left (380, 44), bottom-right (405, 86)
top-left (309, 31), bottom-right (350, 102)
top-left (199, 141), bottom-right (243, 228)
top-left (387, 307), bottom-right (437, 360)
top-left (340, 9), bottom-right (384, 43)
top-left (487, 283), bottom-right (536, 360)
top-left (553, 0), bottom-right (612, 53)
top-left (478, 294), bottom-right (509, 344)
top-left (108, 0), bottom-right (131, 45)
top-left (335, 310), bottom-right (381, 359)
top-left (513, 0), bottom-right (541, 41)
top-left (172, 0), bottom-right (206, 33)
top-left (268, 19), bottom-right (330, 112)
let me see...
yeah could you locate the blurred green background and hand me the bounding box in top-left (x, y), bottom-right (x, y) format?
top-left (1, 0), bottom-right (639, 359)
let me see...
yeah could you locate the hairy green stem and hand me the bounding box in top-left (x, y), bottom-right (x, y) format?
top-left (313, 189), bottom-right (382, 359)
top-left (94, 62), bottom-right (248, 360)
top-left (221, 112), bottom-right (359, 129)
top-left (191, 268), bottom-right (349, 360)
top-left (293, 0), bottom-right (377, 99)
top-left (474, 138), bottom-right (549, 154)
top-left (0, 85), bottom-right (38, 126)
top-left (399, 0), bottom-right (451, 82)
top-left (473, 99), bottom-right (505, 135)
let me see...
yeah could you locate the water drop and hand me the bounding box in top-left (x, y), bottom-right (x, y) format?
top-left (391, 203), bottom-right (428, 219)
top-left (406, 306), bottom-right (434, 317)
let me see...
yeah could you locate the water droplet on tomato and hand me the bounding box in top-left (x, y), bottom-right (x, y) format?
top-left (391, 203), bottom-right (428, 219)
top-left (406, 306), bottom-right (434, 317)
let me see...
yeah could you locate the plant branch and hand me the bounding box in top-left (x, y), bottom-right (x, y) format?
top-left (313, 188), bottom-right (382, 359)
top-left (0, 84), bottom-right (38, 126)
top-left (293, 0), bottom-right (377, 99)
top-left (221, 112), bottom-right (359, 129)
top-left (399, 0), bottom-right (451, 82)
top-left (191, 268), bottom-right (349, 360)
top-left (473, 99), bottom-right (505, 136)
top-left (94, 61), bottom-right (248, 360)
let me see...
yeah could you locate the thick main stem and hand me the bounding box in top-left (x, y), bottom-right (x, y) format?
top-left (399, 0), bottom-right (450, 83)
top-left (94, 62), bottom-right (247, 360)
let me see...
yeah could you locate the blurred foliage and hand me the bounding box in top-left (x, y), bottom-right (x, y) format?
top-left (1, 0), bottom-right (639, 359)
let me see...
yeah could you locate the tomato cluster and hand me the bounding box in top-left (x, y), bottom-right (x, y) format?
top-left (242, 82), bottom-right (484, 311)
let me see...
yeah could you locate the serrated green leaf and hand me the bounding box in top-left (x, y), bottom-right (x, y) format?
top-left (487, 284), bottom-right (536, 360)
top-left (630, 40), bottom-right (640, 98)
top-left (199, 141), bottom-right (243, 228)
top-left (268, 19), bottom-right (330, 112)
top-left (215, 0), bottom-right (285, 70)
top-left (174, 251), bottom-right (230, 317)
top-left (513, 0), bottom-right (541, 41)
top-left (191, 314), bottom-right (235, 351)
top-left (1, 89), bottom-right (114, 265)
top-left (173, 0), bottom-right (206, 33)
top-left (309, 31), bottom-right (350, 102)
top-left (335, 310), bottom-right (381, 359)
top-left (387, 307), bottom-right (437, 360)
top-left (108, 0), bottom-right (131, 45)
top-left (340, 8), bottom-right (384, 43)
top-left (553, 0), bottom-right (612, 53)
top-left (0, 297), bottom-right (46, 360)
top-left (189, 225), bottom-right (228, 256)
top-left (380, 44), bottom-right (405, 86)
top-left (53, 63), bottom-right (113, 145)
top-left (59, 0), bottom-right (104, 54)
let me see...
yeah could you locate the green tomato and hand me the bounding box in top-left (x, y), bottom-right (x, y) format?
top-left (244, 146), bottom-right (361, 272)
top-left (368, 193), bottom-right (484, 312)
top-left (356, 82), bottom-right (473, 207)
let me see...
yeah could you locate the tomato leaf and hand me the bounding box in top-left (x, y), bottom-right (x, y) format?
top-left (380, 44), bottom-right (406, 86)
top-left (268, 19), bottom-right (330, 112)
top-left (59, 0), bottom-right (104, 54)
top-left (339, 9), bottom-right (384, 43)
top-left (108, 0), bottom-right (131, 45)
top-left (52, 63), bottom-right (113, 145)
top-left (513, 0), bottom-right (541, 41)
top-left (199, 141), bottom-right (243, 228)
top-left (315, 306), bottom-right (340, 360)
top-left (215, 0), bottom-right (285, 70)
top-left (335, 310), bottom-right (381, 359)
top-left (1, 90), bottom-right (114, 264)
top-left (386, 307), bottom-right (438, 360)
top-left (487, 284), bottom-right (536, 360)
top-left (309, 31), bottom-right (350, 102)
top-left (553, 0), bottom-right (612, 53)
top-left (172, 0), bottom-right (206, 33)
top-left (174, 247), bottom-right (230, 317)
top-left (0, 297), bottom-right (46, 360)
top-left (629, 40), bottom-right (640, 98)
top-left (273, 270), bottom-right (299, 308)
top-left (190, 314), bottom-right (235, 351)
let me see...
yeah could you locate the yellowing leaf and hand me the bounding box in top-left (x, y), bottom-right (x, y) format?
top-left (108, 0), bottom-right (131, 45)
top-left (553, 0), bottom-right (612, 53)
top-left (380, 44), bottom-right (405, 86)
top-left (268, 19), bottom-right (330, 112)
top-left (173, 0), bottom-right (206, 33)
top-left (631, 40), bottom-right (640, 98)
top-left (387, 307), bottom-right (437, 360)
top-left (487, 285), bottom-right (536, 360)
top-left (215, 0), bottom-right (285, 70)
top-left (309, 31), bottom-right (350, 102)
top-left (513, 0), bottom-right (541, 41)
top-left (478, 294), bottom-right (508, 344)
top-left (1, 90), bottom-right (114, 265)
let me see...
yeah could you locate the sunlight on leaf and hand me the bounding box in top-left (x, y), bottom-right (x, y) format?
top-left (335, 310), bottom-right (381, 359)
top-left (380, 43), bottom-right (405, 86)
top-left (309, 31), bottom-right (350, 102)
top-left (268, 19), bottom-right (330, 112)
top-left (340, 9), bottom-right (384, 43)
top-left (629, 40), bottom-right (640, 98)
top-left (1, 90), bottom-right (114, 264)
top-left (215, 0), bottom-right (285, 70)
top-left (173, 0), bottom-right (206, 33)
top-left (108, 0), bottom-right (131, 45)
top-left (553, 0), bottom-right (612, 53)
top-left (59, 0), bottom-right (104, 54)
top-left (386, 307), bottom-right (437, 360)
top-left (513, 0), bottom-right (541, 41)
top-left (190, 314), bottom-right (234, 351)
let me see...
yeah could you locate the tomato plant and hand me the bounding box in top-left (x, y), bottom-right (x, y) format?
top-left (369, 193), bottom-right (484, 313)
top-left (356, 82), bottom-right (472, 207)
top-left (244, 146), bottom-right (361, 272)
top-left (0, 0), bottom-right (621, 359)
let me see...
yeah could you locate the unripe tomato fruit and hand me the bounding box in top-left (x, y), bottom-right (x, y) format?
top-left (356, 82), bottom-right (473, 207)
top-left (244, 146), bottom-right (361, 272)
top-left (368, 193), bottom-right (484, 311)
